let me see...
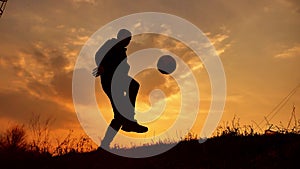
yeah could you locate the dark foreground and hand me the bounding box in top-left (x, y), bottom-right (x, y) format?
top-left (1, 134), bottom-right (299, 169)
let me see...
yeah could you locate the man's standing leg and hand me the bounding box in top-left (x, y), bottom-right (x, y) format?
top-left (100, 118), bottom-right (121, 149)
top-left (100, 84), bottom-right (123, 149)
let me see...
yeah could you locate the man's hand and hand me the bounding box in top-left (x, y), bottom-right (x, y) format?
top-left (92, 66), bottom-right (104, 77)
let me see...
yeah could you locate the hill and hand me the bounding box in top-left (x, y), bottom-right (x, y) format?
top-left (1, 133), bottom-right (299, 169)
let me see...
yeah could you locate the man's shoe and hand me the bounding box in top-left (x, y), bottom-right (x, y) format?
top-left (121, 122), bottom-right (148, 133)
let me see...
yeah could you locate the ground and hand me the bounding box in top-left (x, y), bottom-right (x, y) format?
top-left (1, 133), bottom-right (299, 169)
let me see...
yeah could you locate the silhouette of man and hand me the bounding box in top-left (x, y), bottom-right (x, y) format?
top-left (93, 29), bottom-right (148, 149)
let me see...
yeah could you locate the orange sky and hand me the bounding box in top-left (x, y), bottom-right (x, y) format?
top-left (0, 0), bottom-right (299, 147)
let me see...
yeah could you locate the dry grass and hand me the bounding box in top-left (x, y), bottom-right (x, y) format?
top-left (0, 114), bottom-right (300, 169)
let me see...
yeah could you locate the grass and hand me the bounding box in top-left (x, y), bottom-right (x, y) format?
top-left (1, 115), bottom-right (300, 169)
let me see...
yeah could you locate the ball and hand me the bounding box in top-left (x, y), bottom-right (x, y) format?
top-left (157, 55), bottom-right (177, 75)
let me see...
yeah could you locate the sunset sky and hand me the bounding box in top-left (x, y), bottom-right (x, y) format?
top-left (0, 0), bottom-right (299, 147)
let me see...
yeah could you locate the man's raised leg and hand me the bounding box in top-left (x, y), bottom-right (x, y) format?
top-left (121, 78), bottom-right (148, 133)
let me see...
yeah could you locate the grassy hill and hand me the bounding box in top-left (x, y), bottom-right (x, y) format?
top-left (1, 132), bottom-right (299, 169)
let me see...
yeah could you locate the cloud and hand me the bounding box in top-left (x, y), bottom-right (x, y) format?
top-left (0, 39), bottom-right (75, 106)
top-left (206, 26), bottom-right (232, 56)
top-left (274, 44), bottom-right (300, 59)
top-left (135, 69), bottom-right (180, 105)
top-left (276, 0), bottom-right (300, 13)
top-left (71, 0), bottom-right (97, 5)
top-left (130, 34), bottom-right (203, 72)
top-left (0, 40), bottom-right (77, 129)
top-left (0, 89), bottom-right (77, 129)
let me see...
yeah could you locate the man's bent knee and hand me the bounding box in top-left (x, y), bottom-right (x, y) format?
top-left (109, 119), bottom-right (122, 131)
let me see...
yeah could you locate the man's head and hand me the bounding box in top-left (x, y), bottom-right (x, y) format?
top-left (117, 29), bottom-right (132, 47)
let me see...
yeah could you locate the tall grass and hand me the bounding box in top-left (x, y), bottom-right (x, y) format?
top-left (0, 114), bottom-right (97, 157)
top-left (0, 124), bottom-right (27, 152)
top-left (1, 114), bottom-right (300, 157)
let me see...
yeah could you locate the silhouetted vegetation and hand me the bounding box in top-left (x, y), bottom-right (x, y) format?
top-left (1, 115), bottom-right (300, 169)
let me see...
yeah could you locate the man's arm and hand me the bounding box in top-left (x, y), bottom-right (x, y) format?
top-left (92, 66), bottom-right (104, 77)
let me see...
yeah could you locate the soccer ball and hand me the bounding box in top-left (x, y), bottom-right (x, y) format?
top-left (157, 55), bottom-right (177, 75)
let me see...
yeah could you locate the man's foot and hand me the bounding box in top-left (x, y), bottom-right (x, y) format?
top-left (96, 146), bottom-right (105, 152)
top-left (121, 121), bottom-right (148, 133)
top-left (98, 143), bottom-right (109, 150)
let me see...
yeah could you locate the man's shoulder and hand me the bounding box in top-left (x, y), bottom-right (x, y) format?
top-left (96, 38), bottom-right (117, 54)
top-left (95, 38), bottom-right (118, 65)
top-left (103, 38), bottom-right (118, 47)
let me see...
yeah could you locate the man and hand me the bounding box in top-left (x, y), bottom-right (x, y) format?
top-left (93, 29), bottom-right (148, 149)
